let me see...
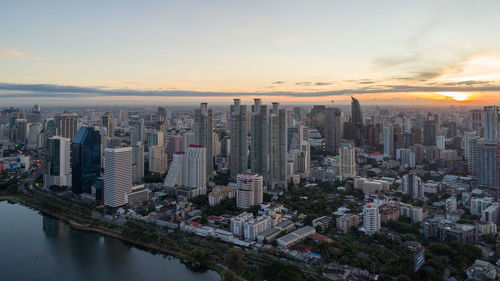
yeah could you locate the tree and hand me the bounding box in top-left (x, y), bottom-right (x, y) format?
top-left (227, 248), bottom-right (244, 270)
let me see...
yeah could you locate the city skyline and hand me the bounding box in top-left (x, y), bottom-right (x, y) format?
top-left (2, 1), bottom-right (500, 105)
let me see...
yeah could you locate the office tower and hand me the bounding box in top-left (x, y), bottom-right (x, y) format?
top-left (149, 145), bottom-right (167, 174)
top-left (436, 135), bottom-right (445, 150)
top-left (471, 109), bottom-right (484, 137)
top-left (351, 97), bottom-right (364, 147)
top-left (184, 144), bottom-right (207, 193)
top-left (55, 112), bottom-right (78, 140)
top-left (146, 130), bottom-right (164, 149)
top-left (132, 142), bottom-right (144, 182)
top-left (293, 107), bottom-right (305, 124)
top-left (309, 105), bottom-right (326, 132)
top-left (324, 107), bottom-right (342, 154)
top-left (236, 173), bottom-right (264, 209)
top-left (103, 147), bottom-right (132, 207)
top-left (165, 134), bottom-right (182, 160)
top-left (383, 124), bottom-right (394, 158)
top-left (298, 140), bottom-right (310, 173)
top-left (363, 203), bottom-right (380, 235)
top-left (251, 99), bottom-right (269, 184)
top-left (466, 135), bottom-right (480, 175)
top-left (367, 125), bottom-right (379, 148)
top-left (158, 107), bottom-right (167, 121)
top-left (484, 106), bottom-right (499, 141)
top-left (478, 141), bottom-right (498, 188)
top-left (44, 136), bottom-right (71, 187)
top-left (339, 143), bottom-right (356, 178)
top-left (194, 103), bottom-right (213, 179)
top-left (26, 123), bottom-right (42, 150)
top-left (411, 127), bottom-right (422, 145)
top-left (423, 120), bottom-right (437, 146)
top-left (182, 131), bottom-right (195, 151)
top-left (101, 112), bottom-right (115, 137)
top-left (446, 122), bottom-right (457, 138)
top-left (230, 99), bottom-right (248, 181)
top-left (71, 127), bottom-right (101, 194)
top-left (164, 151), bottom-right (185, 187)
top-left (130, 118), bottom-right (145, 146)
top-left (269, 102), bottom-right (288, 189)
top-left (401, 173), bottom-right (424, 200)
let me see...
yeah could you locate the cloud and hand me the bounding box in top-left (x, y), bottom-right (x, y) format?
top-left (295, 82), bottom-right (312, 86)
top-left (272, 81), bottom-right (285, 84)
top-left (315, 82), bottom-right (332, 86)
top-left (1, 82), bottom-right (500, 100)
top-left (0, 48), bottom-right (23, 58)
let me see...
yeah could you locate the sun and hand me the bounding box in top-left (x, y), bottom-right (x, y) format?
top-left (438, 92), bottom-right (471, 101)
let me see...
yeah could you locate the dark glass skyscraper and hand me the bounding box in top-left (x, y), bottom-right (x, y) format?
top-left (71, 127), bottom-right (101, 194)
top-left (351, 96), bottom-right (364, 147)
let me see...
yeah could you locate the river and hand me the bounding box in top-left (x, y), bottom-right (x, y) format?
top-left (0, 201), bottom-right (221, 281)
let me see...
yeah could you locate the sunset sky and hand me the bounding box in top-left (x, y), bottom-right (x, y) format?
top-left (2, 0), bottom-right (500, 106)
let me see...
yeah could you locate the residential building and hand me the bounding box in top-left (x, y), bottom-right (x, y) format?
top-left (103, 147), bottom-right (132, 207)
top-left (44, 136), bottom-right (71, 187)
top-left (230, 99), bottom-right (248, 181)
top-left (236, 173), bottom-right (263, 209)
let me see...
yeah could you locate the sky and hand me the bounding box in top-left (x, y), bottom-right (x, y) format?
top-left (2, 0), bottom-right (500, 106)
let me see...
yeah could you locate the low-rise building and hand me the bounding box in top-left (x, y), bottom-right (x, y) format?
top-left (336, 213), bottom-right (360, 233)
top-left (312, 216), bottom-right (332, 232)
top-left (399, 203), bottom-right (424, 223)
top-left (208, 186), bottom-right (235, 206)
top-left (243, 215), bottom-right (272, 241)
top-left (277, 226), bottom-right (316, 248)
top-left (379, 202), bottom-right (400, 223)
top-left (466, 259), bottom-right (497, 280)
top-left (230, 212), bottom-right (253, 237)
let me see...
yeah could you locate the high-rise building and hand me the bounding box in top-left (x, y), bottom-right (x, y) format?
top-left (324, 107), bottom-right (342, 153)
top-left (164, 151), bottom-right (185, 187)
top-left (132, 142), bottom-right (144, 182)
top-left (271, 102), bottom-right (288, 189)
top-left (184, 144), bottom-right (207, 193)
top-left (351, 97), bottom-right (364, 147)
top-left (251, 99), bottom-right (268, 184)
top-left (298, 140), bottom-right (310, 173)
top-left (424, 120), bottom-right (437, 146)
top-left (339, 143), bottom-right (356, 178)
top-left (230, 99), bottom-right (248, 181)
top-left (71, 127), bottom-right (101, 194)
top-left (149, 145), bottom-right (167, 174)
top-left (383, 124), bottom-right (394, 158)
top-left (363, 203), bottom-right (380, 235)
top-left (44, 136), bottom-right (72, 187)
top-left (471, 109), bottom-right (484, 137)
top-left (236, 173), bottom-right (263, 209)
top-left (411, 127), bottom-right (422, 144)
top-left (309, 105), bottom-right (326, 133)
top-left (130, 118), bottom-right (145, 145)
top-left (194, 103), bottom-right (213, 179)
top-left (55, 112), bottom-right (78, 140)
top-left (484, 106), bottom-right (499, 141)
top-left (103, 147), bottom-right (132, 207)
top-left (478, 141), bottom-right (498, 188)
top-left (165, 134), bottom-right (182, 160)
top-left (401, 173), bottom-right (424, 200)
top-left (436, 135), bottom-right (445, 150)
top-left (101, 112), bottom-right (115, 137)
top-left (146, 130), bottom-right (164, 149)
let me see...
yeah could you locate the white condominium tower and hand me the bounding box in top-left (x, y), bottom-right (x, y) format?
top-left (230, 99), bottom-right (248, 181)
top-left (184, 144), bottom-right (207, 193)
top-left (236, 173), bottom-right (263, 209)
top-left (363, 203), bottom-right (380, 235)
top-left (104, 147), bottom-right (132, 207)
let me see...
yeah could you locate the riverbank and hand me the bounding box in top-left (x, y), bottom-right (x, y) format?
top-left (0, 195), bottom-right (237, 281)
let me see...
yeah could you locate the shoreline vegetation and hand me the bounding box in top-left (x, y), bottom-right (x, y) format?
top-left (0, 195), bottom-right (231, 281)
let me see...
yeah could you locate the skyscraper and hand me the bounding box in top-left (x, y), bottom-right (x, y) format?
top-left (132, 142), bottom-right (144, 182)
top-left (165, 134), bottom-right (182, 160)
top-left (236, 173), bottom-right (263, 209)
top-left (101, 112), bottom-right (115, 137)
top-left (471, 109), bottom-right (484, 137)
top-left (44, 136), bottom-right (72, 187)
top-left (351, 97), bottom-right (364, 147)
top-left (324, 107), bottom-right (342, 154)
top-left (164, 151), bottom-right (185, 188)
top-left (194, 103), bottom-right (213, 179)
top-left (251, 99), bottom-right (268, 184)
top-left (478, 141), bottom-right (498, 188)
top-left (484, 106), bottom-right (499, 141)
top-left (71, 127), bottom-right (101, 194)
top-left (269, 102), bottom-right (288, 189)
top-left (149, 145), bottom-right (167, 174)
top-left (103, 147), bottom-right (132, 207)
top-left (423, 120), bottom-right (437, 146)
top-left (55, 112), bottom-right (78, 140)
top-left (230, 99), bottom-right (248, 181)
top-left (184, 144), bottom-right (207, 193)
top-left (383, 124), bottom-right (394, 158)
top-left (339, 143), bottom-right (356, 178)
top-left (130, 118), bottom-right (145, 146)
